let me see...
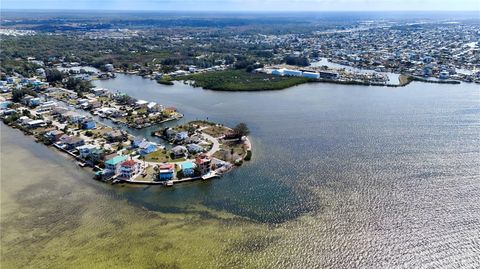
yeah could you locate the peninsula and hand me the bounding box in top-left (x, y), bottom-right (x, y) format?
top-left (0, 73), bottom-right (252, 186)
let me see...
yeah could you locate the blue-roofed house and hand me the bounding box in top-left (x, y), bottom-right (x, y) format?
top-left (175, 131), bottom-right (189, 142)
top-left (139, 141), bottom-right (158, 156)
top-left (187, 144), bottom-right (204, 154)
top-left (82, 118), bottom-right (96, 130)
top-left (131, 137), bottom-right (146, 148)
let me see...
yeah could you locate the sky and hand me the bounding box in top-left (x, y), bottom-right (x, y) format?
top-left (1, 0), bottom-right (479, 11)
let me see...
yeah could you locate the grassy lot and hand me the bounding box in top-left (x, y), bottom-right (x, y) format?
top-left (175, 69), bottom-right (312, 91)
top-left (89, 125), bottom-right (114, 138)
top-left (213, 140), bottom-right (247, 162)
top-left (144, 149), bottom-right (186, 163)
top-left (144, 149), bottom-right (171, 163)
top-left (202, 125), bottom-right (231, 138)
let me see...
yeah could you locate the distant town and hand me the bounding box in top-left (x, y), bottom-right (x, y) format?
top-left (1, 12), bottom-right (478, 91)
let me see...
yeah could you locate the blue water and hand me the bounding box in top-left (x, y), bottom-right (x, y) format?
top-left (93, 75), bottom-right (480, 228)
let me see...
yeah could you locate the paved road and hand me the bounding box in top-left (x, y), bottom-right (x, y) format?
top-left (201, 132), bottom-right (220, 156)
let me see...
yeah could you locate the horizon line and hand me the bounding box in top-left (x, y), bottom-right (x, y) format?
top-left (1, 8), bottom-right (478, 12)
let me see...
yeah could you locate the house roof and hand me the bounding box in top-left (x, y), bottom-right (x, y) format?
top-left (171, 145), bottom-right (187, 153)
top-left (139, 141), bottom-right (156, 149)
top-left (105, 155), bottom-right (128, 166)
top-left (121, 160), bottom-right (137, 167)
top-left (181, 162), bottom-right (195, 170)
top-left (136, 100), bottom-right (148, 105)
top-left (76, 144), bottom-right (96, 150)
top-left (159, 163), bottom-right (174, 170)
top-left (27, 119), bottom-right (44, 125)
top-left (66, 136), bottom-right (84, 144)
top-left (187, 144), bottom-right (203, 151)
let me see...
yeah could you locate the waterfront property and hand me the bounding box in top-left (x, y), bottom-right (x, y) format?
top-left (105, 155), bottom-right (129, 175)
top-left (77, 144), bottom-right (97, 158)
top-left (156, 163), bottom-right (175, 181)
top-left (138, 141), bottom-right (158, 156)
top-left (195, 154), bottom-right (212, 175)
top-left (180, 161), bottom-right (196, 177)
top-left (0, 73), bottom-right (251, 186)
top-left (119, 159), bottom-right (141, 179)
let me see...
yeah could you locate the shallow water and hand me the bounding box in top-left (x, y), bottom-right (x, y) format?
top-left (2, 76), bottom-right (479, 268)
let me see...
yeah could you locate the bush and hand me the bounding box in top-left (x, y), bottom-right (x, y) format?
top-left (244, 150), bottom-right (252, 161)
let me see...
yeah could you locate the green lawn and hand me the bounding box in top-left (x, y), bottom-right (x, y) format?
top-left (202, 125), bottom-right (231, 138)
top-left (144, 150), bottom-right (186, 163)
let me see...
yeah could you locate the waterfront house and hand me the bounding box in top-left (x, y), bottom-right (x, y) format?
top-left (187, 144), bottom-right (204, 154)
top-left (164, 128), bottom-right (176, 140)
top-left (91, 87), bottom-right (109, 96)
top-left (175, 132), bottom-right (189, 143)
top-left (66, 113), bottom-right (86, 124)
top-left (64, 137), bottom-right (85, 150)
top-left (119, 159), bottom-right (140, 179)
top-left (195, 154), bottom-right (212, 175)
top-left (139, 141), bottom-right (158, 156)
top-left (87, 148), bottom-right (105, 164)
top-left (156, 163), bottom-right (175, 181)
top-left (171, 146), bottom-right (187, 159)
top-left (44, 130), bottom-right (64, 143)
top-left (439, 70), bottom-right (450, 79)
top-left (181, 162), bottom-right (196, 177)
top-left (104, 155), bottom-right (128, 175)
top-left (77, 144), bottom-right (97, 159)
top-left (18, 116), bottom-right (31, 125)
top-left (26, 119), bottom-right (46, 129)
top-left (131, 137), bottom-right (146, 148)
top-left (135, 100), bottom-right (149, 109)
top-left (147, 102), bottom-right (161, 113)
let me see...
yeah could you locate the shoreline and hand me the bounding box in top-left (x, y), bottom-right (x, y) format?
top-left (115, 70), bottom-right (464, 92)
top-left (1, 117), bottom-right (252, 187)
top-left (1, 83), bottom-right (253, 187)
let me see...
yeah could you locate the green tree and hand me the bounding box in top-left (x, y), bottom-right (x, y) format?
top-left (233, 122), bottom-right (250, 139)
top-left (45, 69), bottom-right (63, 83)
